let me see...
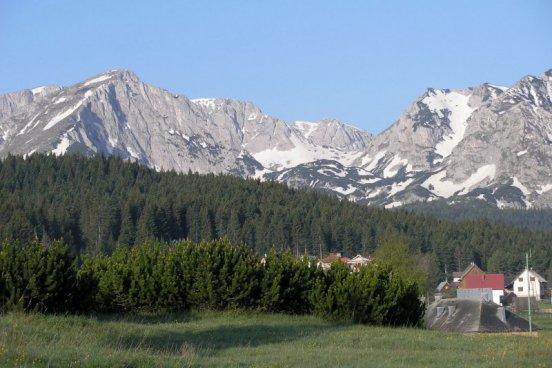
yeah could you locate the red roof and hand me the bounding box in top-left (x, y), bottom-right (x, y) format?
top-left (320, 253), bottom-right (343, 263)
top-left (464, 273), bottom-right (504, 290)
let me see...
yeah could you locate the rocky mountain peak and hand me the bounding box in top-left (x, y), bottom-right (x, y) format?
top-left (503, 74), bottom-right (552, 108)
top-left (292, 118), bottom-right (372, 151)
top-left (81, 69), bottom-right (140, 86)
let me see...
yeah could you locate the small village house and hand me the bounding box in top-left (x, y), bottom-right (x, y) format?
top-left (508, 269), bottom-right (548, 301)
top-left (346, 255), bottom-right (372, 271)
top-left (318, 253), bottom-right (349, 271)
top-left (453, 262), bottom-right (484, 287)
top-left (435, 280), bottom-right (451, 294)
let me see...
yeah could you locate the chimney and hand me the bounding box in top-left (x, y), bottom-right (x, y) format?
top-left (496, 307), bottom-right (506, 323)
top-left (447, 305), bottom-right (456, 317)
top-left (434, 295), bottom-right (442, 302)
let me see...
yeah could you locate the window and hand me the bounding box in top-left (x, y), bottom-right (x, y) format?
top-left (530, 277), bottom-right (535, 281)
top-left (518, 287), bottom-right (523, 292)
top-left (519, 277), bottom-right (523, 282)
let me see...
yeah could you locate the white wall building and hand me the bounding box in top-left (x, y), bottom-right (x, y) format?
top-left (511, 269), bottom-right (548, 301)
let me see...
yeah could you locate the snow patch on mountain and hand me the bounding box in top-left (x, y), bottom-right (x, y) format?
top-left (252, 134), bottom-right (360, 170)
top-left (292, 121), bottom-right (318, 138)
top-left (334, 185), bottom-right (357, 195)
top-left (43, 91), bottom-right (94, 131)
top-left (425, 90), bottom-right (476, 161)
top-left (537, 184), bottom-right (552, 194)
top-left (83, 75), bottom-right (113, 87)
top-left (487, 84), bottom-right (509, 92)
top-left (362, 151), bottom-right (387, 171)
top-left (17, 114), bottom-right (41, 136)
top-left (52, 134), bottom-right (71, 156)
top-left (388, 178), bottom-right (415, 196)
top-left (422, 164), bottom-right (496, 198)
top-left (383, 155), bottom-right (409, 178)
top-left (191, 98), bottom-right (217, 109)
top-left (359, 177), bottom-right (381, 184)
top-left (126, 146), bottom-right (140, 160)
top-left (31, 86), bottom-right (47, 95)
top-left (43, 101), bottom-right (84, 130)
top-left (511, 177), bottom-right (530, 196)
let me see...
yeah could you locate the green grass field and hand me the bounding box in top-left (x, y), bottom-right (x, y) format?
top-left (1, 310), bottom-right (551, 367)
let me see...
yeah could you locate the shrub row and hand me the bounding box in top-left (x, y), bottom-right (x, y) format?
top-left (0, 239), bottom-right (425, 326)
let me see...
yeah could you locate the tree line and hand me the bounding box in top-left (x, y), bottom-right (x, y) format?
top-left (0, 154), bottom-right (551, 285)
top-left (406, 200), bottom-right (552, 232)
top-left (0, 239), bottom-right (424, 326)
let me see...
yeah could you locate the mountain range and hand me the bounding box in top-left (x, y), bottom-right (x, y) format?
top-left (1, 68), bottom-right (551, 209)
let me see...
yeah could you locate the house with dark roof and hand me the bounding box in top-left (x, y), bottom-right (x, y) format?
top-left (425, 298), bottom-right (539, 333)
top-left (435, 280), bottom-right (451, 293)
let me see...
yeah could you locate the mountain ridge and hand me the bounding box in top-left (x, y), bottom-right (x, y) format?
top-left (1, 68), bottom-right (551, 209)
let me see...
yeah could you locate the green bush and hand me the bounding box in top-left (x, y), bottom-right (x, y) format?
top-left (0, 241), bottom-right (78, 313)
top-left (0, 239), bottom-right (425, 326)
top-left (260, 249), bottom-right (321, 314)
top-left (186, 239), bottom-right (261, 310)
top-left (310, 262), bottom-right (424, 326)
top-left (90, 241), bottom-right (190, 312)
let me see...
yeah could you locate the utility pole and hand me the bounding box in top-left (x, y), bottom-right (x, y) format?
top-left (526, 252), bottom-right (532, 335)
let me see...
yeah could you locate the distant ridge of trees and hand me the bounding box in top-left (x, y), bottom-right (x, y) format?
top-left (405, 200), bottom-right (552, 232)
top-left (0, 153), bottom-right (551, 285)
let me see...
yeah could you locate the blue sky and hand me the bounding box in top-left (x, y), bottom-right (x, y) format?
top-left (1, 1), bottom-right (551, 134)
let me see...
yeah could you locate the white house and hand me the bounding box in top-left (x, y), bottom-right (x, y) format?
top-left (510, 269), bottom-right (548, 301)
top-left (347, 255), bottom-right (372, 271)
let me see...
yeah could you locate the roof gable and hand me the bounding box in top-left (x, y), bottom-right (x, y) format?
top-left (460, 263), bottom-right (484, 279)
top-left (510, 269), bottom-right (548, 286)
top-left (436, 281), bottom-right (450, 292)
top-left (347, 255), bottom-right (372, 263)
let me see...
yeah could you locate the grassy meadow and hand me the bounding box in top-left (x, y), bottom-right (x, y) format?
top-left (1, 310), bottom-right (551, 368)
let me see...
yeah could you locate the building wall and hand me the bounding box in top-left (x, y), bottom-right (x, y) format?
top-left (457, 288), bottom-right (493, 302)
top-left (491, 290), bottom-right (504, 305)
top-left (457, 288), bottom-right (503, 305)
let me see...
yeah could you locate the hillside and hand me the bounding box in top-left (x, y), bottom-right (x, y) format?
top-left (0, 154), bottom-right (551, 284)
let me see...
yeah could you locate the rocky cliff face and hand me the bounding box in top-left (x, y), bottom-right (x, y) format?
top-left (1, 68), bottom-right (551, 208)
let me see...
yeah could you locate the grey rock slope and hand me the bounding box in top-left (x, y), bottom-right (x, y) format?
top-left (1, 68), bottom-right (551, 208)
top-left (0, 70), bottom-right (370, 176)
